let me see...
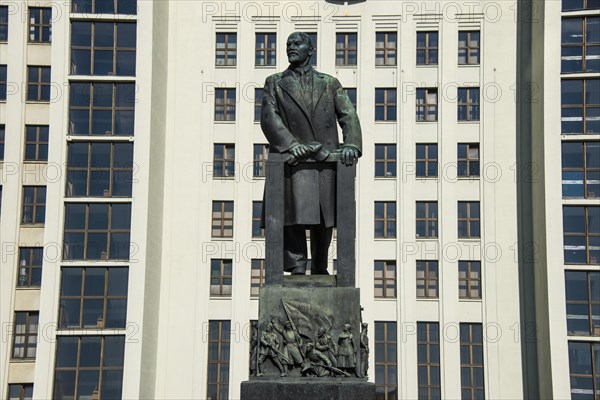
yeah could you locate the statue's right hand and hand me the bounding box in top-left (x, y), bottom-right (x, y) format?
top-left (289, 144), bottom-right (311, 159)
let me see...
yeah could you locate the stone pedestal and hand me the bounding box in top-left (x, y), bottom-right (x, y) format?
top-left (241, 379), bottom-right (376, 400)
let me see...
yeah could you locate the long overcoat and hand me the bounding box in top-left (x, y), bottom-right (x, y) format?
top-left (260, 67), bottom-right (362, 227)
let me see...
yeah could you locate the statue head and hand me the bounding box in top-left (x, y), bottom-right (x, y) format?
top-left (286, 32), bottom-right (314, 66)
top-left (344, 323), bottom-right (351, 332)
top-left (362, 323), bottom-right (368, 330)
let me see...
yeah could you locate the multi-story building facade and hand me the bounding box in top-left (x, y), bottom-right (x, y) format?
top-left (0, 1), bottom-right (596, 399)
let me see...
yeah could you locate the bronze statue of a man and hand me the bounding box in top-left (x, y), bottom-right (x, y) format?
top-left (260, 32), bottom-right (362, 275)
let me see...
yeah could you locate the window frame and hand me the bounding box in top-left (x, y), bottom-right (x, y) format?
top-left (417, 322), bottom-right (441, 400)
top-left (214, 88), bottom-right (236, 122)
top-left (563, 205), bottom-right (599, 265)
top-left (17, 247), bottom-right (43, 287)
top-left (254, 88), bottom-right (263, 122)
top-left (458, 31), bottom-right (480, 65)
top-left (11, 311), bottom-right (38, 360)
top-left (460, 323), bottom-right (485, 400)
top-left (210, 259), bottom-right (233, 297)
top-left (213, 143), bottom-right (235, 178)
top-left (253, 144), bottom-right (269, 178)
top-left (375, 88), bottom-right (397, 122)
top-left (416, 201), bottom-right (438, 239)
top-left (62, 203), bottom-right (132, 260)
top-left (416, 143), bottom-right (438, 178)
top-left (458, 143), bottom-right (480, 178)
top-left (21, 186), bottom-right (46, 225)
top-left (374, 321), bottom-right (398, 400)
top-left (0, 64), bottom-right (6, 101)
top-left (565, 270), bottom-right (600, 336)
top-left (0, 6), bottom-right (8, 42)
top-left (28, 7), bottom-right (51, 43)
top-left (375, 144), bottom-right (397, 178)
top-left (457, 87), bottom-right (480, 121)
top-left (336, 32), bottom-right (358, 66)
top-left (252, 201), bottom-right (264, 239)
top-left (561, 78), bottom-right (599, 135)
top-left (561, 16), bottom-right (600, 73)
top-left (207, 320), bottom-right (231, 400)
top-left (71, 0), bottom-right (138, 14)
top-left (216, 32), bottom-right (237, 66)
top-left (255, 32), bottom-right (277, 66)
top-left (458, 261), bottom-right (482, 299)
top-left (7, 384), bottom-right (34, 400)
top-left (416, 31), bottom-right (438, 65)
top-left (26, 66), bottom-right (51, 102)
top-left (0, 124), bottom-right (5, 162)
top-left (24, 125), bottom-right (49, 162)
top-left (375, 32), bottom-right (397, 66)
top-left (561, 141), bottom-right (600, 198)
top-left (458, 201), bottom-right (481, 239)
top-left (212, 201), bottom-right (234, 238)
top-left (374, 260), bottom-right (397, 298)
top-left (374, 201), bottom-right (397, 239)
top-left (416, 88), bottom-right (438, 122)
top-left (250, 259), bottom-right (265, 297)
top-left (416, 260), bottom-right (439, 299)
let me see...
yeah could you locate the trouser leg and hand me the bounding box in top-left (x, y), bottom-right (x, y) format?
top-left (310, 218), bottom-right (333, 275)
top-left (284, 225), bottom-right (308, 272)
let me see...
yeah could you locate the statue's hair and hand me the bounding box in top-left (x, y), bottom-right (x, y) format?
top-left (289, 31), bottom-right (314, 50)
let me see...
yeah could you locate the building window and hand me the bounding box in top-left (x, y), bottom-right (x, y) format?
top-left (308, 32), bottom-right (317, 66)
top-left (375, 144), bottom-right (397, 178)
top-left (374, 260), bottom-right (396, 298)
top-left (0, 6), bottom-right (8, 41)
top-left (24, 125), bottom-right (49, 162)
top-left (416, 144), bottom-right (438, 178)
top-left (0, 125), bottom-right (5, 161)
top-left (28, 7), bottom-right (51, 43)
top-left (561, 79), bottom-right (600, 135)
top-left (69, 82), bottom-right (136, 136)
top-left (253, 144), bottom-right (269, 177)
top-left (213, 144), bottom-right (235, 178)
top-left (212, 201), bottom-right (234, 238)
top-left (70, 21), bottom-right (136, 76)
top-left (210, 259), bottom-right (233, 296)
top-left (207, 320), bottom-right (231, 400)
top-left (416, 201), bottom-right (438, 238)
top-left (458, 202), bottom-right (481, 239)
top-left (562, 141), bottom-right (599, 198)
top-left (26, 66), bottom-right (51, 102)
top-left (562, 17), bottom-right (599, 73)
top-left (416, 261), bottom-right (438, 299)
top-left (344, 88), bottom-right (357, 110)
top-left (376, 32), bottom-right (397, 66)
top-left (336, 33), bottom-right (358, 66)
top-left (256, 33), bottom-right (276, 66)
top-left (460, 323), bottom-right (485, 400)
top-left (250, 259), bottom-right (265, 297)
top-left (216, 32), bottom-right (237, 66)
top-left (12, 312), bottom-right (38, 359)
top-left (252, 201), bottom-right (264, 238)
top-left (7, 384), bottom-right (33, 400)
top-left (59, 267), bottom-right (128, 329)
top-left (563, 205), bottom-right (599, 264)
top-left (459, 261), bottom-right (482, 299)
top-left (416, 88), bottom-right (438, 122)
top-left (72, 0), bottom-right (137, 14)
top-left (417, 322), bottom-right (441, 400)
top-left (565, 270), bottom-right (600, 336)
top-left (458, 88), bottom-right (480, 121)
top-left (416, 32), bottom-right (438, 65)
top-left (0, 64), bottom-right (6, 101)
top-left (53, 335), bottom-right (125, 399)
top-left (458, 144), bottom-right (480, 178)
top-left (375, 201), bottom-right (396, 238)
top-left (375, 88), bottom-right (397, 121)
top-left (254, 88), bottom-right (263, 122)
top-left (374, 321), bottom-right (397, 400)
top-left (568, 341), bottom-right (600, 399)
top-left (458, 31), bottom-right (480, 65)
top-left (17, 248), bottom-right (43, 287)
top-left (22, 186), bottom-right (46, 225)
top-left (63, 203), bottom-right (132, 260)
top-left (215, 88), bottom-right (236, 121)
top-left (563, 0), bottom-right (600, 10)
top-left (66, 141), bottom-right (133, 197)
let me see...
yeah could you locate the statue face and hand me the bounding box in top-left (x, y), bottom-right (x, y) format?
top-left (286, 33), bottom-right (312, 65)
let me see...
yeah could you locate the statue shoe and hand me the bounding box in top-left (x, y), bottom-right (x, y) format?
top-left (291, 266), bottom-right (306, 275)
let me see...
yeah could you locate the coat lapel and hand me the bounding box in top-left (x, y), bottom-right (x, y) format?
top-left (278, 72), bottom-right (313, 123)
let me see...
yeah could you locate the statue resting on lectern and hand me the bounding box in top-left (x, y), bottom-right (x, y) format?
top-left (260, 32), bottom-right (363, 276)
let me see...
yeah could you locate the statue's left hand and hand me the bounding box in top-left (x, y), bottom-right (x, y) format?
top-left (341, 147), bottom-right (360, 166)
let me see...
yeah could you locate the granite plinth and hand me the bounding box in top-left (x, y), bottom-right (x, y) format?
top-left (241, 379), bottom-right (376, 400)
